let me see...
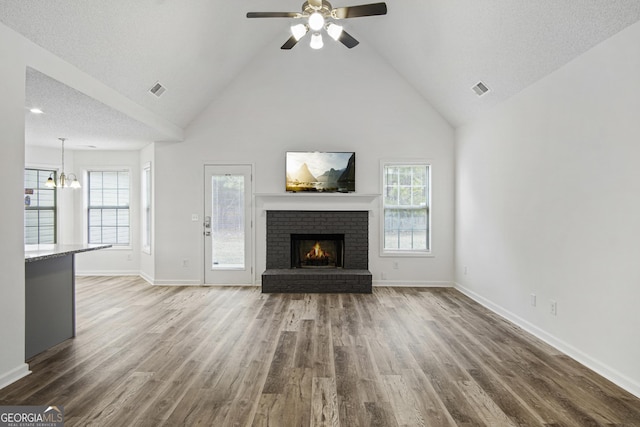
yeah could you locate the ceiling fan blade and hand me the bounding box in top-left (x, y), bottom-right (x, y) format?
top-left (281, 36), bottom-right (300, 50)
top-left (246, 12), bottom-right (300, 18)
top-left (338, 30), bottom-right (359, 48)
top-left (333, 2), bottom-right (387, 19)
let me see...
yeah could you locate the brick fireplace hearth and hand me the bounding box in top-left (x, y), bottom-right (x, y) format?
top-left (262, 210), bottom-right (372, 293)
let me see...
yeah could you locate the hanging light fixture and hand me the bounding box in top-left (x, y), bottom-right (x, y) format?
top-left (310, 33), bottom-right (324, 49)
top-left (308, 12), bottom-right (325, 31)
top-left (45, 138), bottom-right (81, 189)
top-left (326, 23), bottom-right (343, 41)
top-left (290, 23), bottom-right (308, 41)
top-left (247, 1), bottom-right (388, 50)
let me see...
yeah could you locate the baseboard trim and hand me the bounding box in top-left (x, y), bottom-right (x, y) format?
top-left (0, 363), bottom-right (31, 390)
top-left (151, 282), bottom-right (256, 287)
top-left (76, 270), bottom-right (139, 276)
top-left (139, 271), bottom-right (154, 285)
top-left (78, 272), bottom-right (255, 287)
top-left (151, 279), bottom-right (202, 286)
top-left (454, 282), bottom-right (640, 399)
top-left (373, 280), bottom-right (453, 287)
top-left (80, 273), bottom-right (452, 289)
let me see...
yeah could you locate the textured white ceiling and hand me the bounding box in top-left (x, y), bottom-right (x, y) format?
top-left (2, 0), bottom-right (640, 149)
top-left (352, 0), bottom-right (640, 126)
top-left (25, 68), bottom-right (168, 150)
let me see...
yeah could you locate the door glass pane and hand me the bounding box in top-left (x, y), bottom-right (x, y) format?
top-left (211, 175), bottom-right (245, 269)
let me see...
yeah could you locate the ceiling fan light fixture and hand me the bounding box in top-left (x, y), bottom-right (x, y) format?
top-left (291, 23), bottom-right (308, 40)
top-left (326, 23), bottom-right (343, 40)
top-left (310, 33), bottom-right (324, 49)
top-left (308, 12), bottom-right (325, 31)
top-left (246, 1), bottom-right (388, 50)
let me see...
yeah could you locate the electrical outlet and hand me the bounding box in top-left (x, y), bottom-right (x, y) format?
top-left (182, 259), bottom-right (189, 268)
top-left (393, 261), bottom-right (399, 270)
top-left (530, 294), bottom-right (536, 307)
top-left (550, 300), bottom-right (557, 316)
top-left (381, 271), bottom-right (386, 280)
top-left (191, 214), bottom-right (199, 222)
top-left (126, 254), bottom-right (132, 262)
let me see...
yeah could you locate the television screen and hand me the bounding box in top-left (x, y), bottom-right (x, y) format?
top-left (286, 151), bottom-right (355, 193)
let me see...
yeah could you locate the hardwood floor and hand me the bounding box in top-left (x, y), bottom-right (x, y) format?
top-left (1, 276), bottom-right (639, 426)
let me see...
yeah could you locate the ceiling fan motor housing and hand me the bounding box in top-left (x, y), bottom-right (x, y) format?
top-left (303, 0), bottom-right (333, 16)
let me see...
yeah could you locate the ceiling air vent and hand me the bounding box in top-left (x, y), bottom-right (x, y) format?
top-left (149, 81), bottom-right (166, 98)
top-left (472, 81), bottom-right (490, 96)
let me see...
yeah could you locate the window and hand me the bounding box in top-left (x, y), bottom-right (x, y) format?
top-left (141, 163), bottom-right (151, 254)
top-left (24, 168), bottom-right (57, 244)
top-left (382, 163), bottom-right (430, 254)
top-left (88, 170), bottom-right (130, 245)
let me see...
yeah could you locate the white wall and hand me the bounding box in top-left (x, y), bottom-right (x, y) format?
top-left (153, 43), bottom-right (455, 285)
top-left (0, 23), bottom-right (30, 388)
top-left (455, 21), bottom-right (640, 397)
top-left (73, 150), bottom-right (141, 275)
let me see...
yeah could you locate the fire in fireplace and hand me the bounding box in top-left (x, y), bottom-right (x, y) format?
top-left (291, 234), bottom-right (344, 269)
top-left (305, 242), bottom-right (331, 266)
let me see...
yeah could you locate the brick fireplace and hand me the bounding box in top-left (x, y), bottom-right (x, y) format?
top-left (262, 210), bottom-right (372, 293)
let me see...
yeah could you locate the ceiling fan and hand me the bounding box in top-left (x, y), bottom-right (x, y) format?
top-left (246, 0), bottom-right (387, 50)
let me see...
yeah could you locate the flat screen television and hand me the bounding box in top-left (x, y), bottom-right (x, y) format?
top-left (286, 151), bottom-right (355, 193)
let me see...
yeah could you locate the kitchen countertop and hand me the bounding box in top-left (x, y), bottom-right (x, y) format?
top-left (25, 244), bottom-right (112, 262)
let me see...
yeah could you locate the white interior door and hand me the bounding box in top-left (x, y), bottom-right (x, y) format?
top-left (204, 165), bottom-right (252, 284)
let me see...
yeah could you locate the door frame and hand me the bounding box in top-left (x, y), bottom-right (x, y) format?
top-left (202, 162), bottom-right (254, 285)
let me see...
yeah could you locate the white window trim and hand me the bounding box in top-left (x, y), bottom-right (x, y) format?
top-left (84, 167), bottom-right (132, 250)
top-left (379, 159), bottom-right (432, 257)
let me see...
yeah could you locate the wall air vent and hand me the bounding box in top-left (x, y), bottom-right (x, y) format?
top-left (472, 81), bottom-right (490, 96)
top-left (149, 81), bottom-right (166, 98)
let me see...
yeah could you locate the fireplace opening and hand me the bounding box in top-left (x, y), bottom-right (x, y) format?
top-left (291, 234), bottom-right (344, 269)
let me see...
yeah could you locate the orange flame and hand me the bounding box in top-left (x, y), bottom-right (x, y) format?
top-left (306, 242), bottom-right (331, 260)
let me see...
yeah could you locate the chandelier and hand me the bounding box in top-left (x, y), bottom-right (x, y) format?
top-left (45, 138), bottom-right (81, 189)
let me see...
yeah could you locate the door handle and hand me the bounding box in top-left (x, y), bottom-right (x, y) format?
top-left (204, 216), bottom-right (211, 228)
top-left (204, 231), bottom-right (211, 236)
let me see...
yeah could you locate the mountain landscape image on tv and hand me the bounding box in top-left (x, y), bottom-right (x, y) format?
top-left (286, 152), bottom-right (355, 193)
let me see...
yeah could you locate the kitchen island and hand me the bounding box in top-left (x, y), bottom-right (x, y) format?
top-left (25, 244), bottom-right (111, 359)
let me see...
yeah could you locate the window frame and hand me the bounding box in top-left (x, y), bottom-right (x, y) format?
top-left (86, 169), bottom-right (131, 247)
top-left (24, 168), bottom-right (58, 245)
top-left (380, 160), bottom-right (432, 257)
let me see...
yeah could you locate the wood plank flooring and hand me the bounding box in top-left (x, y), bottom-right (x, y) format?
top-left (1, 276), bottom-right (639, 426)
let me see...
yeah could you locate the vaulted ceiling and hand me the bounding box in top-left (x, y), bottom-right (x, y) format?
top-left (2, 1), bottom-right (640, 150)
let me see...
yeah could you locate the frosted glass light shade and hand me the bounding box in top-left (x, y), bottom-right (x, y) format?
top-left (310, 33), bottom-right (323, 49)
top-left (291, 24), bottom-right (308, 40)
top-left (326, 23), bottom-right (343, 41)
top-left (308, 12), bottom-right (324, 31)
